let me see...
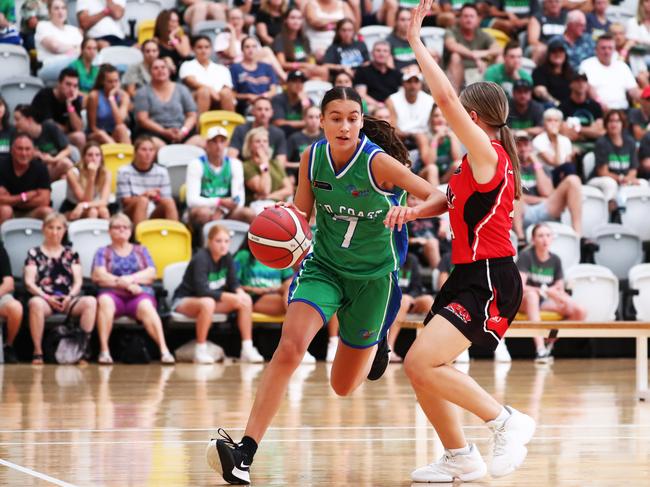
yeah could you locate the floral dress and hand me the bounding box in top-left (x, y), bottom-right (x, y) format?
top-left (25, 246), bottom-right (80, 296)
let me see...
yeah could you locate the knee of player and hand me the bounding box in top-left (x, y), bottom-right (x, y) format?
top-left (403, 350), bottom-right (431, 386)
top-left (330, 379), bottom-right (356, 397)
top-left (274, 338), bottom-right (307, 366)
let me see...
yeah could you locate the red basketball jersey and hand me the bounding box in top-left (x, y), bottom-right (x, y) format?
top-left (446, 141), bottom-right (516, 264)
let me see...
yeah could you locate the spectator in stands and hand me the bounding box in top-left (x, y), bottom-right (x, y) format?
top-left (134, 59), bottom-right (203, 149)
top-left (172, 224), bottom-right (263, 364)
top-left (512, 131), bottom-right (584, 243)
top-left (387, 8), bottom-right (416, 72)
top-left (483, 40), bottom-right (532, 98)
top-left (637, 129), bottom-right (650, 180)
top-left (255, 0), bottom-right (288, 47)
top-left (528, 0), bottom-right (567, 65)
top-left (443, 3), bottom-right (501, 93)
top-left (24, 212), bottom-right (96, 364)
top-left (0, 1), bottom-right (21, 45)
top-left (179, 35), bottom-right (236, 114)
top-left (387, 253), bottom-right (434, 363)
top-left (422, 103), bottom-right (461, 185)
top-left (353, 40), bottom-right (402, 112)
top-left (517, 222), bottom-right (587, 363)
top-left (123, 39), bottom-right (159, 98)
top-left (322, 18), bottom-right (369, 74)
top-left (508, 79), bottom-right (544, 137)
top-left (580, 34), bottom-right (640, 111)
top-left (14, 104), bottom-right (74, 181)
top-left (182, 0), bottom-right (226, 33)
top-left (76, 0), bottom-right (127, 48)
top-left (68, 37), bottom-right (99, 95)
top-left (61, 141), bottom-right (110, 220)
top-left (551, 9), bottom-right (595, 70)
top-left (532, 38), bottom-right (574, 107)
top-left (154, 9), bottom-right (191, 73)
top-left (333, 69), bottom-right (368, 112)
top-left (304, 0), bottom-right (357, 60)
top-left (629, 86), bottom-right (650, 141)
top-left (116, 136), bottom-right (178, 226)
top-left (31, 68), bottom-right (86, 150)
top-left (92, 213), bottom-right (175, 365)
top-left (242, 126), bottom-right (293, 213)
top-left (231, 37), bottom-right (280, 114)
top-left (286, 105), bottom-right (322, 180)
top-left (0, 95), bottom-right (15, 164)
top-left (19, 0), bottom-right (47, 51)
top-left (87, 63), bottom-right (131, 145)
top-left (0, 242), bottom-right (22, 363)
top-left (386, 68), bottom-right (433, 172)
top-left (35, 0), bottom-right (83, 82)
top-left (587, 0), bottom-right (611, 40)
top-left (533, 108), bottom-right (577, 186)
top-left (271, 70), bottom-right (312, 138)
top-left (475, 0), bottom-right (536, 36)
top-left (610, 22), bottom-right (634, 64)
top-left (406, 193), bottom-right (441, 269)
top-left (273, 7), bottom-right (328, 80)
top-left (588, 110), bottom-right (646, 214)
top-left (0, 134), bottom-right (51, 224)
top-left (372, 104), bottom-right (391, 123)
top-left (186, 126), bottom-right (253, 227)
top-left (559, 72), bottom-right (605, 144)
top-left (229, 96), bottom-right (287, 166)
top-left (625, 0), bottom-right (650, 77)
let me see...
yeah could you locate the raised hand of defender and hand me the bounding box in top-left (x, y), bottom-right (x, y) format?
top-left (384, 205), bottom-right (417, 231)
top-left (408, 0), bottom-right (433, 42)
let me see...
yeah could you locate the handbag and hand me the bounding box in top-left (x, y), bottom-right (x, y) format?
top-left (43, 298), bottom-right (90, 364)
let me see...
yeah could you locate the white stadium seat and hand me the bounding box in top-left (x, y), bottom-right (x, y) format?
top-left (594, 223), bottom-right (643, 280)
top-left (565, 264), bottom-right (619, 322)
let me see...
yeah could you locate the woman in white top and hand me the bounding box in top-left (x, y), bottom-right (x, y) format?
top-left (35, 0), bottom-right (83, 83)
top-left (303, 0), bottom-right (357, 60)
top-left (626, 0), bottom-right (650, 76)
top-left (532, 107), bottom-right (576, 186)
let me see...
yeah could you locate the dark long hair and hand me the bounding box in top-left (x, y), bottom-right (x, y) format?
top-left (0, 95), bottom-right (9, 130)
top-left (321, 87), bottom-right (410, 167)
top-left (332, 18), bottom-right (355, 46)
top-left (280, 7), bottom-right (311, 62)
top-left (92, 63), bottom-right (119, 91)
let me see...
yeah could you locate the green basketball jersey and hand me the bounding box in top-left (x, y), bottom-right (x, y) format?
top-left (200, 155), bottom-right (232, 198)
top-left (308, 134), bottom-right (407, 280)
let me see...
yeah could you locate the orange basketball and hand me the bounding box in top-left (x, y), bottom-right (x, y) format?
top-left (247, 206), bottom-right (312, 269)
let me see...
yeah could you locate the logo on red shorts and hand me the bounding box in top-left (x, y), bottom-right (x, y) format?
top-left (444, 302), bottom-right (471, 324)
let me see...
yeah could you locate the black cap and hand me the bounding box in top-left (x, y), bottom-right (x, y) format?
top-left (571, 72), bottom-right (589, 83)
top-left (287, 70), bottom-right (307, 82)
top-left (547, 38), bottom-right (566, 52)
top-left (513, 79), bottom-right (532, 91)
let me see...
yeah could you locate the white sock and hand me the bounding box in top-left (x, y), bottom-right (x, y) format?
top-left (242, 339), bottom-right (253, 351)
top-left (536, 346), bottom-right (546, 354)
top-left (328, 336), bottom-right (338, 346)
top-left (196, 342), bottom-right (208, 351)
top-left (448, 444), bottom-right (471, 456)
top-left (491, 407), bottom-right (510, 424)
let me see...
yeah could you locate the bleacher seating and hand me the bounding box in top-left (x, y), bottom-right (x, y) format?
top-left (67, 219), bottom-right (111, 279)
top-left (135, 219), bottom-right (192, 279)
top-left (0, 218), bottom-right (43, 278)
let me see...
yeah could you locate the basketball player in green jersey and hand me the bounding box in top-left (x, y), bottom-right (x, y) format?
top-left (207, 87), bottom-right (450, 485)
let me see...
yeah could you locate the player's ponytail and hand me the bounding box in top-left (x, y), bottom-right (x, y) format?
top-left (459, 82), bottom-right (522, 199)
top-left (321, 86), bottom-right (411, 167)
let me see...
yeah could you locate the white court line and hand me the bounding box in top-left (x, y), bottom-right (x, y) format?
top-left (0, 459), bottom-right (78, 487)
top-left (2, 435), bottom-right (650, 447)
top-left (0, 424), bottom-right (648, 434)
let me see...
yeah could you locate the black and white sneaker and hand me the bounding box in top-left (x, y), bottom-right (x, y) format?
top-left (367, 336), bottom-right (390, 381)
top-left (206, 429), bottom-right (252, 485)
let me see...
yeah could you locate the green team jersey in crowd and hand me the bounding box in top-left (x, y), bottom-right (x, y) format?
top-left (307, 134), bottom-right (408, 280)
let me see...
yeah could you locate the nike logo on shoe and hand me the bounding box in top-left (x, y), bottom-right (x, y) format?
top-left (232, 466), bottom-right (251, 482)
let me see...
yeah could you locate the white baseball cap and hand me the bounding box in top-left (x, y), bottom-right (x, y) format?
top-left (206, 126), bottom-right (229, 140)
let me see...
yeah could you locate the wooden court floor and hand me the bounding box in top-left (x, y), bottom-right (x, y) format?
top-left (0, 359), bottom-right (649, 486)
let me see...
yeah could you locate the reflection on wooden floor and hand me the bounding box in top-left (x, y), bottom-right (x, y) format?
top-left (0, 359), bottom-right (649, 486)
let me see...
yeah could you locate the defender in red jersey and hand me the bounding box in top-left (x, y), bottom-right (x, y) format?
top-left (384, 1), bottom-right (535, 483)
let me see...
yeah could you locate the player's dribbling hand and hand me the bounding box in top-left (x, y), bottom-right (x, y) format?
top-left (274, 201), bottom-right (307, 219)
top-left (384, 206), bottom-right (417, 231)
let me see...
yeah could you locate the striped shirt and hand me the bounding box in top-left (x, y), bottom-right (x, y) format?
top-left (116, 163), bottom-right (172, 200)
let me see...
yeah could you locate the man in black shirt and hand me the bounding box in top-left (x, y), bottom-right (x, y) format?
top-left (559, 73), bottom-right (605, 144)
top-left (507, 79), bottom-right (544, 137)
top-left (0, 134), bottom-right (52, 224)
top-left (271, 70), bottom-right (313, 138)
top-left (30, 68), bottom-right (86, 150)
top-left (14, 104), bottom-right (74, 181)
top-left (353, 40), bottom-right (402, 112)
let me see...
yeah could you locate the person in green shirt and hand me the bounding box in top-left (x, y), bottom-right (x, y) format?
top-left (68, 38), bottom-right (100, 95)
top-left (483, 40), bottom-right (532, 98)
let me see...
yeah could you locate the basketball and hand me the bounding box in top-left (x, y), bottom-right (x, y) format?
top-left (247, 206), bottom-right (312, 269)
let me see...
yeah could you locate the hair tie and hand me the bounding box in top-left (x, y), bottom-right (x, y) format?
top-left (498, 122), bottom-right (507, 128)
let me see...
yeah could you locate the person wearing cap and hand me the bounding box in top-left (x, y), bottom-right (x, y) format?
top-left (353, 40), bottom-right (402, 112)
top-left (628, 86), bottom-right (650, 141)
top-left (507, 78), bottom-right (544, 137)
top-left (271, 70), bottom-right (313, 138)
top-left (186, 126), bottom-right (253, 229)
top-left (385, 68), bottom-right (434, 170)
top-left (558, 72), bottom-right (605, 144)
top-left (527, 0), bottom-right (568, 65)
top-left (532, 38), bottom-right (574, 107)
top-left (548, 10), bottom-right (595, 70)
top-left (179, 35), bottom-right (236, 115)
top-left (532, 107), bottom-right (577, 187)
top-left (483, 40), bottom-right (532, 98)
top-left (579, 34), bottom-right (640, 111)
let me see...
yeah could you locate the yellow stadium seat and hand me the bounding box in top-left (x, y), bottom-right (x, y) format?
top-left (199, 110), bottom-right (246, 139)
top-left (135, 219), bottom-right (192, 279)
top-left (482, 28), bottom-right (510, 49)
top-left (101, 143), bottom-right (134, 194)
top-left (515, 311), bottom-right (564, 321)
top-left (252, 312), bottom-right (284, 324)
top-left (137, 20), bottom-right (156, 45)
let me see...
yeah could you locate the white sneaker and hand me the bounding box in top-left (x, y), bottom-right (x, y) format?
top-left (455, 349), bottom-right (470, 363)
top-left (389, 351), bottom-right (403, 363)
top-left (98, 351), bottom-right (113, 365)
top-left (494, 340), bottom-right (512, 363)
top-left (302, 351), bottom-right (316, 363)
top-left (411, 443), bottom-right (487, 482)
top-left (161, 351), bottom-right (175, 364)
top-left (194, 344), bottom-right (216, 364)
top-left (240, 346), bottom-right (264, 363)
top-left (326, 339), bottom-right (338, 363)
top-left (487, 406), bottom-right (536, 478)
